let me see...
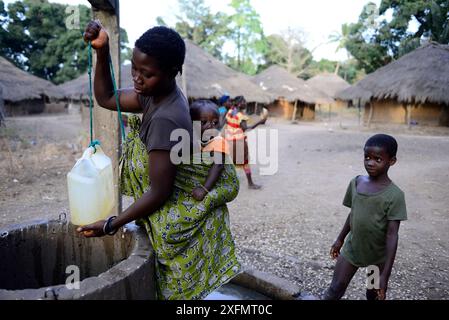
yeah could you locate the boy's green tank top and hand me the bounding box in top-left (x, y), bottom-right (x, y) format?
top-left (341, 176), bottom-right (407, 267)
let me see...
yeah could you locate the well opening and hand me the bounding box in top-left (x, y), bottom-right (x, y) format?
top-left (0, 220), bottom-right (133, 290)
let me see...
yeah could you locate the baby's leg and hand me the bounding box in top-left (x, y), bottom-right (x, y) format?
top-left (322, 255), bottom-right (358, 300)
top-left (365, 263), bottom-right (385, 300)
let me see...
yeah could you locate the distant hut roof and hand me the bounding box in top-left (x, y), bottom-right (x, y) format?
top-left (336, 83), bottom-right (373, 105)
top-left (59, 66), bottom-right (129, 100)
top-left (60, 40), bottom-right (273, 104)
top-left (179, 40), bottom-right (272, 103)
top-left (336, 42), bottom-right (449, 105)
top-left (306, 73), bottom-right (350, 99)
top-left (0, 56), bottom-right (62, 102)
top-left (251, 65), bottom-right (332, 104)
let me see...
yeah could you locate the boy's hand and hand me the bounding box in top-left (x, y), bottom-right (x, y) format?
top-left (192, 187), bottom-right (207, 201)
top-left (330, 239), bottom-right (343, 260)
top-left (376, 289), bottom-right (386, 300)
top-left (83, 20), bottom-right (109, 50)
top-left (76, 220), bottom-right (106, 238)
top-left (376, 276), bottom-right (388, 300)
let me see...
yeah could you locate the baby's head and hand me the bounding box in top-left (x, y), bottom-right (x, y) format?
top-left (364, 134), bottom-right (398, 177)
top-left (190, 100), bottom-right (220, 138)
top-left (132, 26), bottom-right (185, 96)
top-left (234, 96), bottom-right (246, 110)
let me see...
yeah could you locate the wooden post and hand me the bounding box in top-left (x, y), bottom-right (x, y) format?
top-left (88, 0), bottom-right (121, 215)
top-left (0, 85), bottom-right (5, 125)
top-left (406, 104), bottom-right (412, 129)
top-left (357, 98), bottom-right (361, 127)
top-left (291, 100), bottom-right (298, 122)
top-left (367, 101), bottom-right (374, 127)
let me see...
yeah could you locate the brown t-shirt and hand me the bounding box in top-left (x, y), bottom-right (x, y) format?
top-left (138, 86), bottom-right (192, 156)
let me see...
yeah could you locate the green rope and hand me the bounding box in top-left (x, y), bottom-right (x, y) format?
top-left (89, 139), bottom-right (101, 152)
top-left (86, 40), bottom-right (126, 153)
top-left (87, 42), bottom-right (94, 147)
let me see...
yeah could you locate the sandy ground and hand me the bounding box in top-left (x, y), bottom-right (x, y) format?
top-left (1, 114), bottom-right (448, 300)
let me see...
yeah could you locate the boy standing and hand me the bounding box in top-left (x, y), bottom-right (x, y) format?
top-left (323, 134), bottom-right (407, 300)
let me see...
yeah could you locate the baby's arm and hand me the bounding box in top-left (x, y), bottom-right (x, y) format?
top-left (377, 220), bottom-right (400, 300)
top-left (192, 152), bottom-right (225, 201)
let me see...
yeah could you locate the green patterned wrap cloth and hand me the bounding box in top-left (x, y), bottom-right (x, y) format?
top-left (120, 115), bottom-right (242, 300)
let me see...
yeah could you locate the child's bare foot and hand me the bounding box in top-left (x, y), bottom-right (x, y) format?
top-left (248, 183), bottom-right (262, 190)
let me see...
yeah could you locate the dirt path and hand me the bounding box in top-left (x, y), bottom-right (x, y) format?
top-left (1, 114), bottom-right (448, 299)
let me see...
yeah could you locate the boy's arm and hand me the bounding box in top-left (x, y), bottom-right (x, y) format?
top-left (84, 21), bottom-right (142, 113)
top-left (330, 213), bottom-right (351, 259)
top-left (378, 220), bottom-right (400, 298)
top-left (337, 214), bottom-right (351, 241)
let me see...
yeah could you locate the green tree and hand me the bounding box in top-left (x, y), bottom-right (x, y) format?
top-left (162, 0), bottom-right (230, 60)
top-left (263, 29), bottom-right (313, 76)
top-left (341, 2), bottom-right (391, 73)
top-left (227, 0), bottom-right (267, 74)
top-left (343, 0), bottom-right (449, 74)
top-left (0, 0), bottom-right (130, 84)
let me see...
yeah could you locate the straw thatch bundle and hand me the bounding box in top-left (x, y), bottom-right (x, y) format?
top-left (0, 57), bottom-right (62, 101)
top-left (336, 42), bottom-right (449, 106)
top-left (251, 65), bottom-right (332, 104)
top-left (306, 73), bottom-right (350, 99)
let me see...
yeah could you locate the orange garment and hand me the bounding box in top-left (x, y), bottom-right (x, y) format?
top-left (202, 136), bottom-right (230, 155)
top-left (224, 108), bottom-right (249, 141)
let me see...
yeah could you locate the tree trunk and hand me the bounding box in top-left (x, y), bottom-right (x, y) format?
top-left (334, 61), bottom-right (340, 75)
top-left (357, 98), bottom-right (361, 127)
top-left (237, 30), bottom-right (241, 68)
top-left (90, 0), bottom-right (122, 215)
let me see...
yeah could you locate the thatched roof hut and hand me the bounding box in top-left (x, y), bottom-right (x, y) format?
top-left (251, 65), bottom-right (332, 105)
top-left (60, 40), bottom-right (273, 104)
top-left (307, 73), bottom-right (350, 99)
top-left (0, 56), bottom-right (62, 102)
top-left (336, 43), bottom-right (449, 126)
top-left (337, 43), bottom-right (449, 105)
top-left (58, 73), bottom-right (88, 100)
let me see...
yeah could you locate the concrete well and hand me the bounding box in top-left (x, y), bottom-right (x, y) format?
top-left (0, 216), bottom-right (155, 300)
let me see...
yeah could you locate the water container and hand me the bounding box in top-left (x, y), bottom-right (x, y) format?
top-left (67, 145), bottom-right (115, 226)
